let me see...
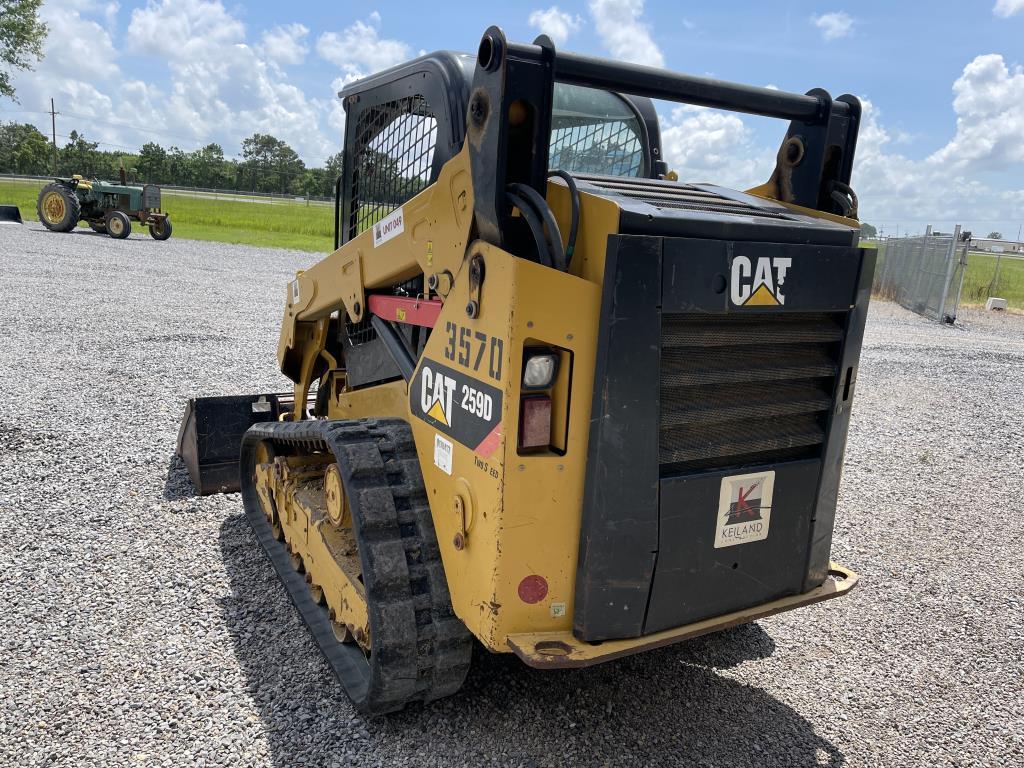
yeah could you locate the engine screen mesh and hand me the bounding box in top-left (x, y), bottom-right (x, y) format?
top-left (659, 313), bottom-right (844, 474)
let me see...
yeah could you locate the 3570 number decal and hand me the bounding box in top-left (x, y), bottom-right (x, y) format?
top-left (443, 322), bottom-right (503, 382)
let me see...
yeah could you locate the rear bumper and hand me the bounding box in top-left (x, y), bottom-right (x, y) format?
top-left (508, 562), bottom-right (857, 669)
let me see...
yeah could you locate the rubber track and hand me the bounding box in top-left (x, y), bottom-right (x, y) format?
top-left (240, 418), bottom-right (473, 714)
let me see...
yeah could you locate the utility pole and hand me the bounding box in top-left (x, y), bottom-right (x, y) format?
top-left (993, 245), bottom-right (1004, 294)
top-left (49, 98), bottom-right (59, 175)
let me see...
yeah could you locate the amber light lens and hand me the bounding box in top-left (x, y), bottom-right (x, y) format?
top-left (519, 395), bottom-right (552, 450)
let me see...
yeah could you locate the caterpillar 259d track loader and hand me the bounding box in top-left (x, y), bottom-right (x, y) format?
top-left (178, 27), bottom-right (874, 713)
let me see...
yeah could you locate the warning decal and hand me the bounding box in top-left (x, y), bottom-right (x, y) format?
top-left (714, 470), bottom-right (775, 548)
top-left (411, 360), bottom-right (503, 457)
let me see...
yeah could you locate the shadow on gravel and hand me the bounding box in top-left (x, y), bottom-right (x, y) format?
top-left (218, 513), bottom-right (843, 767)
top-left (163, 454), bottom-right (198, 500)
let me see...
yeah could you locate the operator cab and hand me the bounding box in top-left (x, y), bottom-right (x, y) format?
top-left (333, 51), bottom-right (663, 250)
top-left (332, 52), bottom-right (665, 390)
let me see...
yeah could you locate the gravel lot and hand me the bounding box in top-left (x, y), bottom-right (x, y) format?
top-left (1, 222), bottom-right (1021, 767)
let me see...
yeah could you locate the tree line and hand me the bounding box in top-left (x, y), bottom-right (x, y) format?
top-left (0, 121), bottom-right (345, 198)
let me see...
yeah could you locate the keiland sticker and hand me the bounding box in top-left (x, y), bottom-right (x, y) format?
top-left (433, 433), bottom-right (453, 476)
top-left (714, 470), bottom-right (775, 548)
top-left (372, 207), bottom-right (404, 248)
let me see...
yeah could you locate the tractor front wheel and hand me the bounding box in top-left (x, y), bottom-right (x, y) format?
top-left (36, 183), bottom-right (81, 232)
top-left (148, 217), bottom-right (172, 241)
top-left (106, 211), bottom-right (131, 239)
top-left (89, 220), bottom-right (106, 234)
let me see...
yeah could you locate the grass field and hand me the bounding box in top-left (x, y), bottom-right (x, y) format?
top-left (0, 177), bottom-right (335, 252)
top-left (961, 252), bottom-right (1024, 307)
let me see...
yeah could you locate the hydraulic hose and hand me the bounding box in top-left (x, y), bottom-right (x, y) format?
top-left (547, 169), bottom-right (580, 268)
top-left (508, 182), bottom-right (566, 272)
top-left (506, 191), bottom-right (553, 268)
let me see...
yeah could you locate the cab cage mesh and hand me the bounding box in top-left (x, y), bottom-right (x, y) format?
top-left (344, 95), bottom-right (438, 348)
top-left (549, 118), bottom-right (644, 178)
top-left (347, 95), bottom-right (439, 242)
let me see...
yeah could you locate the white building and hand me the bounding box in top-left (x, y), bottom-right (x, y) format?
top-left (971, 237), bottom-right (1024, 254)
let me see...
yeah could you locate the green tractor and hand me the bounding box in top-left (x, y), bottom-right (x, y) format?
top-left (36, 173), bottom-right (172, 240)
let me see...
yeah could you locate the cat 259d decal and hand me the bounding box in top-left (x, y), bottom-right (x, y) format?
top-left (411, 360), bottom-right (503, 458)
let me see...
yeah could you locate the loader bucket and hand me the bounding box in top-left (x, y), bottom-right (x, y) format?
top-left (176, 394), bottom-right (289, 495)
top-left (0, 205), bottom-right (23, 224)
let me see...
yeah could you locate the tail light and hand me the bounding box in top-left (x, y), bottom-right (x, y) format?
top-left (519, 396), bottom-right (552, 450)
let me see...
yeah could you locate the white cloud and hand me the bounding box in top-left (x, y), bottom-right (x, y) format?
top-left (127, 0), bottom-right (244, 62)
top-left (37, 2), bottom-right (120, 82)
top-left (8, 2), bottom-right (415, 166)
top-left (528, 7), bottom-right (582, 46)
top-left (316, 15), bottom-right (413, 85)
top-left (993, 0), bottom-right (1024, 18)
top-left (102, 2), bottom-right (119, 35)
top-left (812, 11), bottom-right (854, 41)
top-left (119, 0), bottom-right (338, 161)
top-left (659, 106), bottom-right (773, 190)
top-left (849, 98), bottom-right (1023, 231)
top-left (588, 0), bottom-right (664, 67)
top-left (7, 0), bottom-right (158, 152)
top-left (261, 23), bottom-right (310, 66)
top-left (928, 54), bottom-right (1024, 172)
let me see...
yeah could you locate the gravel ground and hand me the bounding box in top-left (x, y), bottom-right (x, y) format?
top-left (1, 222), bottom-right (1021, 767)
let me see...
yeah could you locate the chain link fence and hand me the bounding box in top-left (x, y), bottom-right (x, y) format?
top-left (872, 226), bottom-right (969, 323)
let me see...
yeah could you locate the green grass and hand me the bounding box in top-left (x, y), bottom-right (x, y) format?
top-left (961, 252), bottom-right (1024, 308)
top-left (0, 177), bottom-right (335, 252)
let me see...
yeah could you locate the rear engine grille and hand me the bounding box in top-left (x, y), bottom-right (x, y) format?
top-left (575, 175), bottom-right (792, 220)
top-left (659, 313), bottom-right (844, 474)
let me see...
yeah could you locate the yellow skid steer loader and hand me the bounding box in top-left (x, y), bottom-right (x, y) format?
top-left (178, 27), bottom-right (874, 714)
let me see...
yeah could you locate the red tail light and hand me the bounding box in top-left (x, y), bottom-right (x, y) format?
top-left (518, 396), bottom-right (552, 450)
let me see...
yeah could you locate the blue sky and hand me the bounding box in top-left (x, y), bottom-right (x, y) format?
top-left (4, 0), bottom-right (1024, 236)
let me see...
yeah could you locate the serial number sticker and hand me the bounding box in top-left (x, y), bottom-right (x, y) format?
top-left (550, 602), bottom-right (567, 618)
top-left (433, 434), bottom-right (453, 476)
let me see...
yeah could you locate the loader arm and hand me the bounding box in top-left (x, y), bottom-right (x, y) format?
top-left (277, 146), bottom-right (476, 419)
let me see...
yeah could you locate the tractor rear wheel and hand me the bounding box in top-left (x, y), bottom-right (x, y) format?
top-left (106, 211), bottom-right (131, 239)
top-left (148, 217), bottom-right (172, 240)
top-left (36, 183), bottom-right (81, 232)
top-left (240, 418), bottom-right (473, 714)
